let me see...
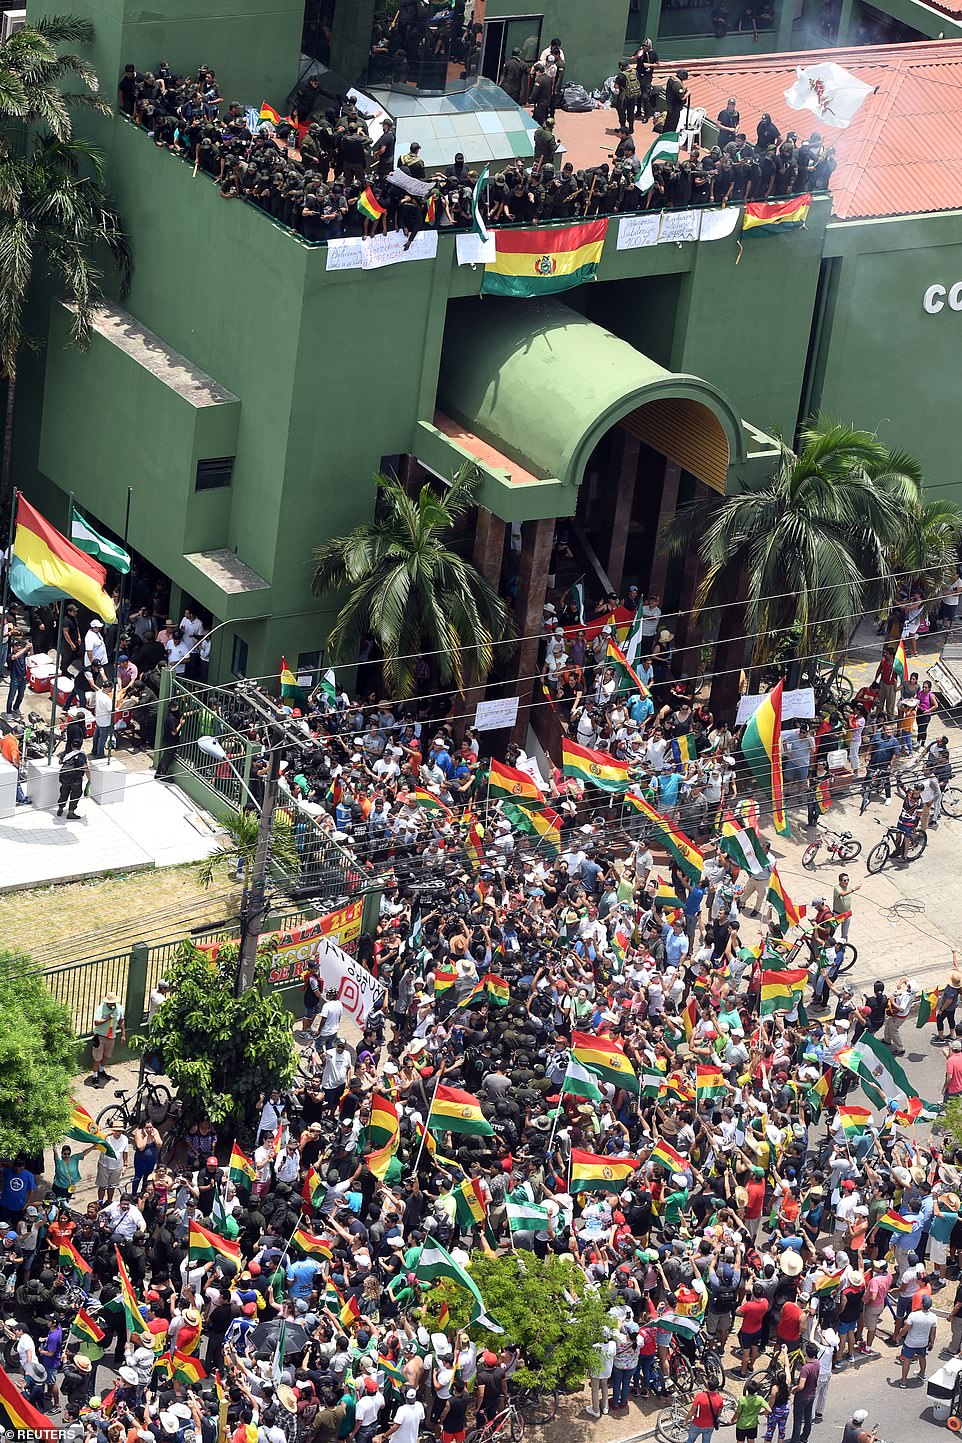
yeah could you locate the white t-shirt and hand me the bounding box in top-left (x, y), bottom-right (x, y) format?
top-left (942, 576), bottom-right (962, 608)
top-left (319, 998), bottom-right (343, 1038)
top-left (392, 1401), bottom-right (425, 1443)
top-left (903, 1308), bottom-right (937, 1348)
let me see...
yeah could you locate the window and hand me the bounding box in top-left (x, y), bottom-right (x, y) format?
top-left (231, 634), bottom-right (249, 678)
top-left (195, 456), bottom-right (235, 491)
top-left (297, 650), bottom-right (323, 688)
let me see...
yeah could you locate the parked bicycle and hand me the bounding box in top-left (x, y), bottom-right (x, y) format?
top-left (513, 1381), bottom-right (559, 1426)
top-left (866, 819), bottom-right (928, 873)
top-left (95, 1079), bottom-right (175, 1130)
top-left (656, 1390), bottom-right (736, 1443)
top-left (801, 825), bottom-right (862, 869)
top-left (780, 923), bottom-right (857, 974)
top-left (465, 1401), bottom-right (525, 1443)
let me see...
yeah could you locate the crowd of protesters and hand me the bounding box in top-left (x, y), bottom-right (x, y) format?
top-left (114, 57), bottom-right (836, 248)
top-left (0, 564), bottom-right (960, 1443)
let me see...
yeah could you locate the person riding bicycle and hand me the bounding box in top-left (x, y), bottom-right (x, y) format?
top-left (893, 785), bottom-right (923, 860)
top-left (859, 725), bottom-right (898, 812)
top-left (925, 735), bottom-right (952, 788)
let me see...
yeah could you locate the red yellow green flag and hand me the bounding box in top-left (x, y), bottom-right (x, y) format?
top-left (650, 1139), bottom-right (687, 1174)
top-left (879, 1209), bottom-right (913, 1234)
top-left (171, 1351), bottom-right (207, 1384)
top-left (434, 969), bottom-right (457, 996)
top-left (917, 987), bottom-right (940, 1028)
top-left (562, 737), bottom-right (629, 792)
top-left (428, 1084), bottom-right (493, 1136)
top-left (484, 973), bottom-right (511, 1005)
top-left (66, 1099), bottom-right (108, 1152)
top-left (366, 1136), bottom-right (397, 1181)
top-left (482, 219), bottom-right (607, 298)
top-left (766, 864), bottom-right (801, 931)
top-left (488, 758), bottom-right (544, 808)
top-left (695, 1064), bottom-right (726, 1101)
top-left (229, 1143), bottom-right (256, 1189)
top-left (302, 1164), bottom-right (327, 1211)
top-left (760, 966), bottom-right (807, 1016)
top-left (291, 1227), bottom-right (333, 1259)
top-left (606, 638), bottom-right (650, 698)
top-left (114, 1244), bottom-right (144, 1333)
top-left (571, 1030), bottom-right (640, 1093)
top-left (837, 1104), bottom-right (872, 1136)
top-left (0, 1363), bottom-right (58, 1440)
top-left (570, 1147), bottom-right (639, 1193)
top-left (59, 1239), bottom-right (91, 1280)
top-left (414, 787), bottom-right (453, 817)
top-left (741, 680), bottom-right (788, 836)
top-left (188, 1218), bottom-right (241, 1265)
top-left (358, 185), bottom-right (386, 223)
top-left (893, 640), bottom-right (908, 684)
top-left (369, 1092), bottom-right (400, 1149)
top-left (742, 192), bottom-right (811, 233)
top-left (71, 1306), bottom-right (105, 1344)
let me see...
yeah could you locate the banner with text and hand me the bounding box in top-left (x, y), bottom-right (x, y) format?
top-left (326, 230), bottom-right (439, 272)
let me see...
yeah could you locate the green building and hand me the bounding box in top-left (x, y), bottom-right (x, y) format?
top-left (16, 0), bottom-right (962, 737)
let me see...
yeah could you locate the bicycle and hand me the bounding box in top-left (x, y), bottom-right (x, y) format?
top-left (801, 825), bottom-right (862, 869)
top-left (95, 1079), bottom-right (174, 1130)
top-left (895, 766), bottom-right (962, 817)
top-left (466, 1401), bottom-right (525, 1443)
top-left (656, 1389), bottom-right (736, 1443)
top-left (866, 819), bottom-right (928, 873)
top-left (779, 924), bottom-right (857, 975)
top-left (513, 1381), bottom-right (559, 1426)
top-left (749, 1341), bottom-right (805, 1391)
top-left (859, 766), bottom-right (894, 814)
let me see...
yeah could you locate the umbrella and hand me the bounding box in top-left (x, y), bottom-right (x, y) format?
top-left (248, 1320), bottom-right (310, 1356)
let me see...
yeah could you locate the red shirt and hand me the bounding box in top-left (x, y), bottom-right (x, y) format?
top-left (691, 1392), bottom-right (725, 1429)
top-left (745, 1179), bottom-right (767, 1220)
top-left (737, 1297), bottom-right (769, 1333)
top-left (776, 1300), bottom-right (804, 1343)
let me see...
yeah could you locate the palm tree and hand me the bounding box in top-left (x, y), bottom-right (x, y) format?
top-left (661, 419), bottom-right (956, 666)
top-left (0, 16), bottom-right (131, 507)
top-left (197, 808), bottom-right (299, 890)
top-left (312, 462), bottom-right (515, 697)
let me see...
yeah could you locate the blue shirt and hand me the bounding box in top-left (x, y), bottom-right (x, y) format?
top-left (286, 1258), bottom-right (320, 1299)
top-left (629, 694), bottom-right (654, 724)
top-left (654, 771), bottom-right (680, 808)
top-left (664, 930), bottom-right (689, 969)
top-left (683, 885), bottom-right (706, 919)
top-left (0, 1167), bottom-right (34, 1213)
top-left (871, 735), bottom-right (899, 768)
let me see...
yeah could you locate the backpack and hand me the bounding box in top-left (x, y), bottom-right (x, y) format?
top-left (561, 83), bottom-right (592, 112)
top-left (711, 1277), bottom-right (738, 1313)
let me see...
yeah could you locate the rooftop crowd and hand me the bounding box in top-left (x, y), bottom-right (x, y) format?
top-left (1, 574), bottom-right (960, 1443)
top-left (114, 59), bottom-right (836, 248)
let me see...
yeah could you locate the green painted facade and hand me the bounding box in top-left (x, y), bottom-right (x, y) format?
top-left (16, 0), bottom-right (962, 683)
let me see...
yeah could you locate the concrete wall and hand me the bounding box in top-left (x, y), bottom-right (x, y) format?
top-left (485, 0), bottom-right (631, 88)
top-left (815, 212), bottom-right (962, 509)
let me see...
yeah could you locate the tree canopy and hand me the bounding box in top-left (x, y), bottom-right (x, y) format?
top-left (0, 955), bottom-right (76, 1158)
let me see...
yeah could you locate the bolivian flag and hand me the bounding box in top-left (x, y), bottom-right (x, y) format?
top-left (188, 1218), bottom-right (241, 1265)
top-left (741, 680), bottom-right (788, 835)
top-left (766, 864), bottom-right (801, 931)
top-left (760, 966), bottom-right (807, 1016)
top-left (650, 1139), bottom-right (687, 1174)
top-left (879, 1209), bottom-right (913, 1234)
top-left (807, 1068), bottom-right (833, 1119)
top-left (625, 793), bottom-right (704, 883)
top-left (680, 996), bottom-right (698, 1039)
top-left (259, 101), bottom-right (283, 124)
top-left (366, 1136), bottom-right (398, 1181)
top-left (10, 494), bottom-right (116, 622)
top-left (435, 969), bottom-right (458, 996)
top-left (571, 1030), bottom-right (640, 1093)
top-left (814, 1267), bottom-right (845, 1295)
top-left (67, 1099), bottom-right (109, 1152)
top-left (893, 639), bottom-right (909, 684)
top-left (917, 987), bottom-right (940, 1028)
top-left (570, 1147), bottom-right (639, 1194)
top-left (171, 1350), bottom-right (207, 1384)
top-left (291, 1227), bottom-right (333, 1259)
top-left (503, 801), bottom-right (563, 858)
top-left (378, 1353), bottom-right (404, 1390)
top-left (59, 1239), bottom-right (92, 1281)
top-left (428, 1083), bottom-right (493, 1135)
top-left (742, 192), bottom-right (811, 234)
top-left (484, 973), bottom-right (511, 1006)
top-left (0, 1363), bottom-right (58, 1440)
top-left (280, 657), bottom-right (306, 705)
top-left (340, 1293), bottom-right (362, 1327)
top-left (229, 1143), bottom-right (257, 1189)
top-left (562, 737), bottom-right (629, 793)
top-left (302, 1164), bottom-right (327, 1211)
top-left (415, 787), bottom-right (453, 818)
top-left (482, 218), bottom-right (607, 298)
top-left (838, 1104), bottom-right (872, 1136)
top-left (71, 1306), bottom-right (105, 1344)
top-left (606, 638), bottom-right (650, 698)
top-left (369, 1092), bottom-right (400, 1149)
top-left (653, 876), bottom-right (682, 910)
top-left (695, 1064), bottom-right (726, 1101)
top-left (464, 818), bottom-right (485, 870)
top-left (115, 1245), bottom-right (144, 1333)
top-left (452, 1177), bottom-right (487, 1229)
top-left (488, 758), bottom-right (544, 808)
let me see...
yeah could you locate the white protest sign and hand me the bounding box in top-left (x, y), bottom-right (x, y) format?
top-left (658, 208), bottom-right (702, 244)
top-left (616, 214), bottom-right (661, 250)
top-left (699, 206), bottom-right (742, 242)
top-left (457, 232), bottom-right (497, 265)
top-left (326, 229), bottom-right (439, 272)
top-left (735, 687), bottom-right (816, 725)
top-left (474, 696), bottom-right (520, 730)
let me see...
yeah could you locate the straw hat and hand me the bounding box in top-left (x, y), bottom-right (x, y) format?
top-left (779, 1251), bottom-right (803, 1276)
top-left (276, 1385), bottom-right (298, 1414)
top-left (943, 1192), bottom-right (961, 1212)
top-left (183, 1308), bottom-right (201, 1327)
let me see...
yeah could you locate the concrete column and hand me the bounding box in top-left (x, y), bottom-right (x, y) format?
top-left (775, 0), bottom-right (796, 51)
top-left (835, 0), bottom-right (856, 44)
top-left (673, 482), bottom-right (717, 676)
top-left (604, 429), bottom-right (640, 594)
top-left (647, 459), bottom-right (682, 600)
top-left (510, 517), bottom-right (554, 745)
top-left (457, 507), bottom-right (507, 738)
top-left (642, 0), bottom-right (663, 43)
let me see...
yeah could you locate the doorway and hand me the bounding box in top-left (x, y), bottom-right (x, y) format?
top-left (480, 13), bottom-right (543, 81)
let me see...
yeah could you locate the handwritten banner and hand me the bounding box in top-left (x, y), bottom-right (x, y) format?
top-left (658, 208), bottom-right (701, 245)
top-left (326, 229), bottom-right (439, 272)
top-left (616, 214), bottom-right (661, 250)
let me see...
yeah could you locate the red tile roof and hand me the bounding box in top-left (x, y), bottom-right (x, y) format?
top-left (678, 40), bottom-right (962, 219)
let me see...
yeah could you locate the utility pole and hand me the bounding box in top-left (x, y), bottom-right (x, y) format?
top-left (235, 720), bottom-right (284, 996)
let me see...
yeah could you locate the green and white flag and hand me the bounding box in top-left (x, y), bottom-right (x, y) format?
top-left (571, 580), bottom-right (586, 625)
top-left (640, 1065), bottom-right (665, 1098)
top-left (70, 506), bottom-right (130, 574)
top-left (506, 1200), bottom-right (551, 1233)
top-left (415, 1238), bottom-right (503, 1331)
top-left (472, 165), bottom-right (490, 244)
top-left (622, 610), bottom-right (644, 668)
top-left (658, 1312), bottom-right (701, 1341)
top-left (561, 1056), bottom-right (603, 1102)
top-left (636, 131), bottom-right (680, 195)
top-left (319, 668), bottom-right (337, 703)
top-left (718, 816), bottom-right (770, 878)
top-left (854, 1031), bottom-right (914, 1108)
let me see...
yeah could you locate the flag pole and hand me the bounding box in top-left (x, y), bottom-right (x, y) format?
top-left (108, 486), bottom-right (133, 753)
top-left (47, 490), bottom-right (73, 766)
top-left (412, 1067), bottom-right (445, 1175)
top-left (545, 1055), bottom-right (570, 1162)
top-left (0, 486), bottom-right (16, 629)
